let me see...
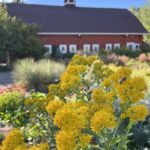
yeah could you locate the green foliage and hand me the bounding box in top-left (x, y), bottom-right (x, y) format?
top-left (0, 4), bottom-right (47, 63)
top-left (128, 116), bottom-right (150, 149)
top-left (22, 92), bottom-right (56, 148)
top-left (12, 58), bottom-right (66, 92)
top-left (130, 1), bottom-right (150, 43)
top-left (0, 92), bottom-right (26, 127)
top-left (140, 43), bottom-right (150, 53)
top-left (112, 47), bottom-right (141, 58)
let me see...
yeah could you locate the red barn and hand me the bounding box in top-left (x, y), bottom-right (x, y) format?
top-left (7, 0), bottom-right (148, 55)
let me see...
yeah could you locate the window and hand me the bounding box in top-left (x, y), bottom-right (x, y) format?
top-left (69, 44), bottom-right (77, 53)
top-left (126, 42), bottom-right (140, 51)
top-left (92, 44), bottom-right (100, 52)
top-left (135, 43), bottom-right (140, 50)
top-left (105, 44), bottom-right (112, 51)
top-left (83, 44), bottom-right (91, 54)
top-left (59, 45), bottom-right (67, 54)
top-left (114, 43), bottom-right (121, 49)
top-left (44, 45), bottom-right (52, 54)
top-left (127, 42), bottom-right (134, 50)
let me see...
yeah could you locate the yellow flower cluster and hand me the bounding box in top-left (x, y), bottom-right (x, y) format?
top-left (90, 110), bottom-right (116, 133)
top-left (46, 99), bottom-right (64, 116)
top-left (102, 67), bottom-right (147, 104)
top-left (60, 72), bottom-right (81, 92)
top-left (121, 104), bottom-right (149, 122)
top-left (56, 130), bottom-right (77, 150)
top-left (69, 54), bottom-right (97, 66)
top-left (92, 60), bottom-right (112, 80)
top-left (47, 84), bottom-right (66, 100)
top-left (1, 129), bottom-right (26, 150)
top-left (116, 77), bottom-right (146, 103)
top-left (92, 88), bottom-right (114, 104)
top-left (28, 143), bottom-right (49, 150)
top-left (79, 134), bottom-right (92, 148)
top-left (1, 129), bottom-right (49, 150)
top-left (54, 102), bottom-right (89, 132)
top-left (45, 55), bottom-right (149, 149)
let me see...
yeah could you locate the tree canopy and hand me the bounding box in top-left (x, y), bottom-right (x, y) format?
top-left (131, 0), bottom-right (150, 43)
top-left (0, 4), bottom-right (46, 63)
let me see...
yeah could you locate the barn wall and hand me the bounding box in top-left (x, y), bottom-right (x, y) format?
top-left (38, 34), bottom-right (143, 49)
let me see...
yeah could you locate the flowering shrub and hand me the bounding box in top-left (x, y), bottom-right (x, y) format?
top-left (0, 54), bottom-right (149, 149)
top-left (45, 54), bottom-right (149, 149)
top-left (0, 92), bottom-right (26, 127)
top-left (0, 129), bottom-right (49, 150)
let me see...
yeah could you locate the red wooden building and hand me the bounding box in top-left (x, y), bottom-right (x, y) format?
top-left (7, 0), bottom-right (148, 54)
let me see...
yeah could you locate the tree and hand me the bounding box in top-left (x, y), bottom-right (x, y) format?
top-left (131, 1), bottom-right (150, 43)
top-left (0, 4), bottom-right (47, 63)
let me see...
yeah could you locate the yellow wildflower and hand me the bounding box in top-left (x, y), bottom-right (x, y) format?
top-left (1, 129), bottom-right (26, 150)
top-left (47, 84), bottom-right (66, 100)
top-left (79, 134), bottom-right (92, 148)
top-left (60, 72), bottom-right (81, 92)
top-left (111, 67), bottom-right (132, 83)
top-left (121, 104), bottom-right (149, 122)
top-left (28, 143), bottom-right (49, 150)
top-left (91, 110), bottom-right (116, 133)
top-left (56, 130), bottom-right (77, 150)
top-left (116, 77), bottom-right (147, 103)
top-left (92, 88), bottom-right (114, 104)
top-left (86, 55), bottom-right (97, 65)
top-left (46, 99), bottom-right (64, 116)
top-left (66, 65), bottom-right (87, 75)
top-left (69, 54), bottom-right (88, 66)
top-left (54, 102), bottom-right (89, 132)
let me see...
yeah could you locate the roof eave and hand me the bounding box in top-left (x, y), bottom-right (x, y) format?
top-left (37, 32), bottom-right (149, 35)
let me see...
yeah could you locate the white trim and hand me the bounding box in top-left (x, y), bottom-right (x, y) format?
top-left (59, 45), bottom-right (67, 54)
top-left (44, 45), bottom-right (52, 54)
top-left (69, 44), bottom-right (77, 53)
top-left (114, 43), bottom-right (121, 49)
top-left (83, 44), bottom-right (91, 54)
top-left (37, 32), bottom-right (149, 36)
top-left (105, 43), bottom-right (112, 51)
top-left (92, 44), bottom-right (100, 52)
top-left (127, 42), bottom-right (140, 51)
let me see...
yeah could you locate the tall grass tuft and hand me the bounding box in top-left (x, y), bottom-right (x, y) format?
top-left (13, 58), bottom-right (65, 92)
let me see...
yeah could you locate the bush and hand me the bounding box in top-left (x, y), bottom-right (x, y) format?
top-left (13, 58), bottom-right (66, 92)
top-left (140, 43), bottom-right (150, 53)
top-left (112, 47), bottom-right (141, 58)
top-left (0, 92), bottom-right (25, 127)
top-left (45, 54), bottom-right (148, 149)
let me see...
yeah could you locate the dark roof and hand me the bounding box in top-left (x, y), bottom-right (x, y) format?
top-left (7, 3), bottom-right (147, 33)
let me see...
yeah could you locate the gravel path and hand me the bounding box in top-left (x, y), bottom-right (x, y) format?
top-left (0, 72), bottom-right (13, 86)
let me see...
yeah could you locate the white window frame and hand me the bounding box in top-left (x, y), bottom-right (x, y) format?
top-left (83, 44), bottom-right (91, 54)
top-left (69, 44), bottom-right (77, 53)
top-left (114, 43), bottom-right (121, 49)
top-left (127, 42), bottom-right (135, 50)
top-left (135, 43), bottom-right (140, 50)
top-left (59, 45), bottom-right (67, 54)
top-left (44, 45), bottom-right (52, 54)
top-left (92, 44), bottom-right (100, 52)
top-left (105, 43), bottom-right (112, 51)
top-left (126, 42), bottom-right (140, 51)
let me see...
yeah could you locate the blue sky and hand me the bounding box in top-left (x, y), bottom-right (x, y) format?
top-left (25, 0), bottom-right (147, 9)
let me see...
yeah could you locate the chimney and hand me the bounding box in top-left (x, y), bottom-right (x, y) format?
top-left (64, 0), bottom-right (76, 8)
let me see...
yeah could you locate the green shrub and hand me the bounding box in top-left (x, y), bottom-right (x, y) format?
top-left (140, 43), bottom-right (150, 53)
top-left (112, 47), bottom-right (141, 58)
top-left (0, 92), bottom-right (25, 127)
top-left (13, 58), bottom-right (66, 92)
top-left (128, 116), bottom-right (150, 149)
